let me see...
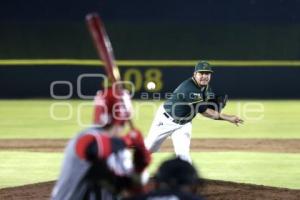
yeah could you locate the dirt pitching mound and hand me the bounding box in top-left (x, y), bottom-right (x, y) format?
top-left (1, 180), bottom-right (300, 200)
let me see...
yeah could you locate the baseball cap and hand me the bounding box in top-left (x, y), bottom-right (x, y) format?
top-left (194, 61), bottom-right (213, 73)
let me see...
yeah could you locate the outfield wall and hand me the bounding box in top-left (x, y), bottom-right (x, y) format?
top-left (2, 1), bottom-right (300, 100)
top-left (1, 61), bottom-right (299, 99)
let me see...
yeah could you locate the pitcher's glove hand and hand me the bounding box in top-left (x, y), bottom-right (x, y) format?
top-left (208, 94), bottom-right (228, 112)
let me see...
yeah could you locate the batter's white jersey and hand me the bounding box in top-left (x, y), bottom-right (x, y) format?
top-left (145, 104), bottom-right (192, 163)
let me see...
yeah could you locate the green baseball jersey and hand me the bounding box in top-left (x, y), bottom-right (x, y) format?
top-left (163, 77), bottom-right (215, 124)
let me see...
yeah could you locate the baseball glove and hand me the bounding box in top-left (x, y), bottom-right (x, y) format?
top-left (207, 94), bottom-right (228, 112)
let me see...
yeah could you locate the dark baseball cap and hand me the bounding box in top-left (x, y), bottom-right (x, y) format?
top-left (194, 61), bottom-right (213, 73)
top-left (155, 157), bottom-right (200, 186)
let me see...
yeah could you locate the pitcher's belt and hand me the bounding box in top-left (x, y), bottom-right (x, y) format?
top-left (163, 112), bottom-right (187, 125)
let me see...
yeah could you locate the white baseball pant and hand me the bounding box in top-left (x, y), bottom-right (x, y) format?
top-left (145, 104), bottom-right (192, 163)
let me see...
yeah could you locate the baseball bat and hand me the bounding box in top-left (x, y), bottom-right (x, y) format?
top-left (86, 13), bottom-right (134, 129)
top-left (86, 13), bottom-right (120, 82)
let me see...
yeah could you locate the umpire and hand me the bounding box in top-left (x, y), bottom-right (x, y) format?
top-left (145, 61), bottom-right (244, 162)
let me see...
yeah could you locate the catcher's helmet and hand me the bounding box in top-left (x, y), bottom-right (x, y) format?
top-left (93, 87), bottom-right (132, 127)
top-left (155, 157), bottom-right (200, 187)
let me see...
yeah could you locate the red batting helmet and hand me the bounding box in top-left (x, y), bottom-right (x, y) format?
top-left (93, 87), bottom-right (132, 127)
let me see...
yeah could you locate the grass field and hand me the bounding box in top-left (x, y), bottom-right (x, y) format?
top-left (1, 100), bottom-right (300, 138)
top-left (0, 100), bottom-right (300, 189)
top-left (1, 151), bottom-right (300, 189)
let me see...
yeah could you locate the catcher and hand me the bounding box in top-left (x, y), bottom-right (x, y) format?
top-left (51, 86), bottom-right (151, 200)
top-left (145, 61), bottom-right (244, 162)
